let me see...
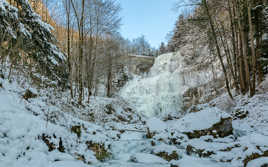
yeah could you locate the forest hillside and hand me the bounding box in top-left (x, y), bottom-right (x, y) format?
top-left (1, 0), bottom-right (268, 167)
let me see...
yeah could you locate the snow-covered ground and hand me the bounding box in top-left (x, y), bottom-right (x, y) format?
top-left (1, 54), bottom-right (268, 167)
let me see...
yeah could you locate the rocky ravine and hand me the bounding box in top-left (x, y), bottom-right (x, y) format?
top-left (1, 61), bottom-right (268, 167)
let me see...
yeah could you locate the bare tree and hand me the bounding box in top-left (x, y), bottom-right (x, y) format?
top-left (63, 0), bottom-right (73, 98)
top-left (70, 0), bottom-right (86, 105)
top-left (202, 0), bottom-right (234, 99)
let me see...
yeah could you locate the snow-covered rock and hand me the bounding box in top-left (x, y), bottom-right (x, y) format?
top-left (146, 117), bottom-right (167, 132)
top-left (170, 107), bottom-right (232, 138)
top-left (130, 153), bottom-right (168, 164)
top-left (178, 155), bottom-right (224, 167)
top-left (247, 157), bottom-right (268, 167)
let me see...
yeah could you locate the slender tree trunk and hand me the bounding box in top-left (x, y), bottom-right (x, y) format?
top-left (247, 0), bottom-right (256, 96)
top-left (255, 3), bottom-right (264, 84)
top-left (203, 0), bottom-right (233, 100)
top-left (107, 52), bottom-right (113, 97)
top-left (233, 0), bottom-right (240, 84)
top-left (65, 0), bottom-right (73, 99)
top-left (78, 35), bottom-right (84, 105)
top-left (238, 32), bottom-right (247, 94)
top-left (71, 0), bottom-right (85, 105)
top-left (217, 21), bottom-right (238, 90)
top-left (233, 0), bottom-right (246, 94)
top-left (235, 0), bottom-right (251, 94)
top-left (241, 24), bottom-right (251, 93)
top-left (87, 33), bottom-right (93, 103)
top-left (228, 0), bottom-right (240, 91)
top-left (46, 0), bottom-right (48, 22)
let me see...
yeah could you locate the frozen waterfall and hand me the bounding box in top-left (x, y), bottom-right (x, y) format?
top-left (119, 52), bottom-right (184, 118)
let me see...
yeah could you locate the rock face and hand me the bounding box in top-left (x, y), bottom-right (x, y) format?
top-left (182, 77), bottom-right (225, 111)
top-left (121, 55), bottom-right (155, 75)
top-left (101, 55), bottom-right (154, 96)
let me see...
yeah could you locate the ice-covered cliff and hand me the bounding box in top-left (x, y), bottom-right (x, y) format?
top-left (119, 49), bottom-right (227, 117)
top-left (119, 52), bottom-right (184, 118)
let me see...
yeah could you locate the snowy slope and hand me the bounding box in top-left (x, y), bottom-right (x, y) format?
top-left (1, 67), bottom-right (268, 167)
top-left (0, 73), bottom-right (177, 167)
top-left (0, 79), bottom-right (90, 167)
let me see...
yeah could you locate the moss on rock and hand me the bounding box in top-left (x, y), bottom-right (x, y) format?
top-left (155, 151), bottom-right (179, 162)
top-left (71, 125), bottom-right (82, 138)
top-left (23, 89), bottom-right (37, 101)
top-left (86, 141), bottom-right (111, 162)
top-left (186, 145), bottom-right (215, 158)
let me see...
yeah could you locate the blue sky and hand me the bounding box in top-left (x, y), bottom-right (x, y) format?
top-left (119, 0), bottom-right (179, 48)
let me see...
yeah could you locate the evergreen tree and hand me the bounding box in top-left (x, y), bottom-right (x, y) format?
top-left (159, 42), bottom-right (167, 55)
top-left (0, 0), bottom-right (67, 83)
top-left (168, 14), bottom-right (186, 51)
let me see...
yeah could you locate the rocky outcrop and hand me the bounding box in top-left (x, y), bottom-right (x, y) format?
top-left (182, 77), bottom-right (225, 111)
top-left (173, 108), bottom-right (233, 139)
top-left (38, 133), bottom-right (65, 153)
top-left (186, 145), bottom-right (215, 158)
top-left (185, 117), bottom-right (233, 139)
top-left (243, 150), bottom-right (268, 167)
top-left (121, 55), bottom-right (154, 75)
top-left (22, 89), bottom-right (37, 100)
top-left (155, 151), bottom-right (179, 162)
top-left (71, 125), bottom-right (82, 138)
top-left (85, 141), bottom-right (111, 162)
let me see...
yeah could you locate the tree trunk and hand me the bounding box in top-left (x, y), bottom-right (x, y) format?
top-left (66, 0), bottom-right (73, 99)
top-left (217, 21), bottom-right (238, 90)
top-left (247, 0), bottom-right (256, 97)
top-left (203, 0), bottom-right (234, 100)
top-left (228, 0), bottom-right (240, 91)
top-left (107, 52), bottom-right (113, 98)
top-left (236, 0), bottom-right (251, 94)
top-left (70, 0), bottom-right (85, 105)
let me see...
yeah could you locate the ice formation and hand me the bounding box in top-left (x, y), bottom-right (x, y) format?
top-left (119, 52), bottom-right (184, 117)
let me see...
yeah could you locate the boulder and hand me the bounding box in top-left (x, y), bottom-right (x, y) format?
top-left (186, 145), bottom-right (215, 158)
top-left (71, 125), bottom-right (82, 138)
top-left (173, 107), bottom-right (233, 139)
top-left (155, 151), bottom-right (179, 162)
top-left (38, 133), bottom-right (65, 153)
top-left (244, 151), bottom-right (268, 167)
top-left (85, 141), bottom-right (111, 162)
top-left (153, 144), bottom-right (180, 162)
top-left (185, 117), bottom-right (233, 139)
top-left (23, 89), bottom-right (37, 100)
